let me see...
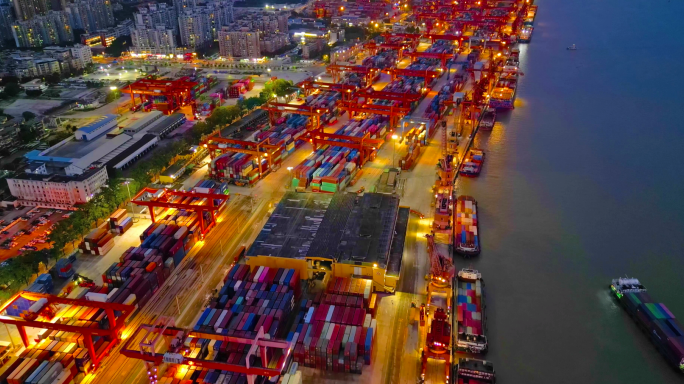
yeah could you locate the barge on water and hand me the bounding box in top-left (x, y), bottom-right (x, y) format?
top-left (456, 358), bottom-right (496, 384)
top-left (455, 196), bottom-right (480, 256)
top-left (489, 72), bottom-right (518, 109)
top-left (456, 269), bottom-right (487, 353)
top-left (459, 149), bottom-right (485, 177)
top-left (610, 277), bottom-right (684, 372)
top-left (519, 26), bottom-right (534, 43)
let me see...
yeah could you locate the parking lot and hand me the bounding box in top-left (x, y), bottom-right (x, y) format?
top-left (0, 207), bottom-right (70, 260)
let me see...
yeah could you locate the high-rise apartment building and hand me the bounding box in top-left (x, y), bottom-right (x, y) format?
top-left (13, 0), bottom-right (52, 21)
top-left (63, 0), bottom-right (114, 33)
top-left (173, 0), bottom-right (196, 19)
top-left (12, 11), bottom-right (73, 47)
top-left (134, 3), bottom-right (177, 33)
top-left (0, 4), bottom-right (14, 45)
top-left (69, 43), bottom-right (92, 69)
top-left (131, 26), bottom-right (178, 55)
top-left (178, 10), bottom-right (211, 49)
top-left (218, 28), bottom-right (260, 58)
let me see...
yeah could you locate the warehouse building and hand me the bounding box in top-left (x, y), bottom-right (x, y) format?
top-left (147, 113), bottom-right (186, 138)
top-left (246, 192), bottom-right (408, 291)
top-left (104, 134), bottom-right (159, 172)
top-left (74, 114), bottom-right (119, 141)
top-left (122, 111), bottom-right (164, 134)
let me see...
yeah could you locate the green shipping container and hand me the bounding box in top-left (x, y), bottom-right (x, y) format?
top-left (321, 184), bottom-right (337, 193)
top-left (646, 303), bottom-right (667, 319)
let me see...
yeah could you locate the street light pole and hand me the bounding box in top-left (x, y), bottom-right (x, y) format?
top-left (123, 181), bottom-right (137, 222)
top-left (391, 134), bottom-right (399, 167)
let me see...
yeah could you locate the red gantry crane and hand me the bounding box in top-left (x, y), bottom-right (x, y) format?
top-left (122, 77), bottom-right (198, 115)
top-left (0, 291), bottom-right (135, 371)
top-left (326, 64), bottom-right (380, 84)
top-left (261, 101), bottom-right (326, 131)
top-left (121, 320), bottom-right (291, 384)
top-left (201, 134), bottom-right (283, 183)
top-left (295, 78), bottom-right (359, 101)
top-left (310, 131), bottom-right (384, 166)
top-left (131, 187), bottom-right (229, 237)
top-left (354, 87), bottom-right (424, 108)
top-left (337, 100), bottom-right (410, 129)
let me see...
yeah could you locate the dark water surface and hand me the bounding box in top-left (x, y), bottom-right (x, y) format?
top-left (458, 0), bottom-right (684, 382)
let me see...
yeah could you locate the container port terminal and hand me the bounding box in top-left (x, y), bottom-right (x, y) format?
top-left (0, 0), bottom-right (541, 382)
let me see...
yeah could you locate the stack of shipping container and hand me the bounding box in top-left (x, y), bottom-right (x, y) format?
top-left (290, 116), bottom-right (388, 191)
top-left (228, 78), bottom-right (254, 99)
top-left (0, 344), bottom-right (80, 384)
top-left (209, 113), bottom-right (313, 185)
top-left (456, 278), bottom-right (484, 337)
top-left (210, 153), bottom-right (265, 186)
top-left (362, 49), bottom-right (398, 70)
top-left (291, 146), bottom-right (360, 193)
top-left (302, 91), bottom-right (340, 125)
top-left (455, 197), bottom-right (479, 252)
top-left (109, 209), bottom-right (132, 235)
top-left (399, 125), bottom-right (428, 170)
top-left (153, 264), bottom-right (302, 383)
top-left (79, 228), bottom-right (115, 256)
top-left (292, 277), bottom-right (378, 373)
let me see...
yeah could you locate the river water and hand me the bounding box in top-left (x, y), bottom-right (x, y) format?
top-left (457, 0), bottom-right (684, 382)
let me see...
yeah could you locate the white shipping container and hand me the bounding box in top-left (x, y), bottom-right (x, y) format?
top-left (86, 292), bottom-right (108, 302)
top-left (326, 305), bottom-right (335, 322)
top-left (123, 294), bottom-right (137, 306)
top-left (37, 362), bottom-right (63, 384)
top-left (54, 370), bottom-right (71, 384)
top-left (106, 288), bottom-right (119, 300)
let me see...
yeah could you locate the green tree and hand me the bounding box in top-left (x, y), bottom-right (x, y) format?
top-left (44, 89), bottom-right (61, 98)
top-left (259, 79), bottom-right (294, 100)
top-left (104, 36), bottom-right (132, 58)
top-left (25, 89), bottom-right (42, 97)
top-left (45, 72), bottom-right (61, 85)
top-left (245, 96), bottom-right (265, 110)
top-left (3, 82), bottom-right (20, 97)
top-left (106, 89), bottom-right (121, 103)
top-left (22, 111), bottom-right (36, 121)
top-left (18, 125), bottom-right (35, 144)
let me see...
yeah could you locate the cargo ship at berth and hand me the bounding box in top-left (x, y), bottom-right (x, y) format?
top-left (610, 277), bottom-right (684, 372)
top-left (456, 358), bottom-right (496, 383)
top-left (456, 269), bottom-right (487, 353)
top-left (489, 72), bottom-right (518, 109)
top-left (455, 196), bottom-right (480, 256)
top-left (459, 149), bottom-right (485, 177)
top-left (519, 25), bottom-right (534, 43)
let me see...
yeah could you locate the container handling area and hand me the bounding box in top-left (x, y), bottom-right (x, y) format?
top-left (245, 192), bottom-right (409, 292)
top-left (0, 291), bottom-right (135, 382)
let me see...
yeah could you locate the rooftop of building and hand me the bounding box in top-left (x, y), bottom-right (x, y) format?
top-left (74, 114), bottom-right (118, 135)
top-left (219, 109), bottom-right (267, 138)
top-left (147, 113), bottom-right (185, 135)
top-left (246, 192), bottom-right (407, 269)
top-left (11, 166), bottom-right (105, 183)
top-left (104, 134), bottom-right (157, 170)
top-left (162, 159), bottom-right (186, 177)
